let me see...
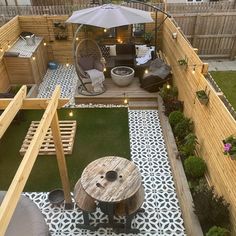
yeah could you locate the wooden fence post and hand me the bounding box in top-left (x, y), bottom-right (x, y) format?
top-left (230, 35), bottom-right (236, 60)
top-left (192, 14), bottom-right (201, 47)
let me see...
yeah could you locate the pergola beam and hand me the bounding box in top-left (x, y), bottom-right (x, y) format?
top-left (51, 112), bottom-right (72, 206)
top-left (0, 86), bottom-right (27, 139)
top-left (0, 85), bottom-right (72, 235)
top-left (0, 98), bottom-right (69, 110)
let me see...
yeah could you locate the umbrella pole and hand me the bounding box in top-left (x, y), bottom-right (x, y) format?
top-left (72, 24), bottom-right (90, 93)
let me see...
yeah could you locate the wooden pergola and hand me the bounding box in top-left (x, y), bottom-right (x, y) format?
top-left (0, 85), bottom-right (73, 235)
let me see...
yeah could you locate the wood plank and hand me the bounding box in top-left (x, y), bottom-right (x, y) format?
top-left (20, 120), bottom-right (77, 156)
top-left (0, 98), bottom-right (69, 109)
top-left (51, 112), bottom-right (72, 205)
top-left (0, 86), bottom-right (63, 235)
top-left (0, 85), bottom-right (27, 139)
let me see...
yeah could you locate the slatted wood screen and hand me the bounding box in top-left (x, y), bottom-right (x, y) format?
top-left (173, 12), bottom-right (236, 58)
top-left (162, 17), bottom-right (236, 234)
top-left (20, 120), bottom-right (77, 155)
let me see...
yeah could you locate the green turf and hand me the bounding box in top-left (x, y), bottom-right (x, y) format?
top-left (210, 71), bottom-right (236, 110)
top-left (0, 108), bottom-right (130, 191)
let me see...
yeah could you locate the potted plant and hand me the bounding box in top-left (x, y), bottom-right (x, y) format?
top-left (178, 58), bottom-right (188, 66)
top-left (196, 90), bottom-right (209, 105)
top-left (223, 135), bottom-right (236, 160)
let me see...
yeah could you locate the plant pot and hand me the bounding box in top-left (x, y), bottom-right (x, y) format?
top-left (196, 91), bottom-right (209, 105)
top-left (198, 97), bottom-right (209, 105)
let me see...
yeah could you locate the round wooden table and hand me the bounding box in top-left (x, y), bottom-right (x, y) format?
top-left (74, 156), bottom-right (144, 233)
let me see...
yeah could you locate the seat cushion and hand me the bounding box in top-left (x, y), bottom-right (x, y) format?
top-left (116, 44), bottom-right (135, 56)
top-left (79, 55), bottom-right (94, 71)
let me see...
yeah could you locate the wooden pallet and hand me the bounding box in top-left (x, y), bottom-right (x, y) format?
top-left (20, 120), bottom-right (77, 156)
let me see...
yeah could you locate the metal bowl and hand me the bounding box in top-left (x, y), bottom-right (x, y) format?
top-left (48, 189), bottom-right (64, 205)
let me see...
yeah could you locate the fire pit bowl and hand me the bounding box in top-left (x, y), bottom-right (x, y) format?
top-left (48, 189), bottom-right (64, 205)
top-left (111, 66), bottom-right (134, 87)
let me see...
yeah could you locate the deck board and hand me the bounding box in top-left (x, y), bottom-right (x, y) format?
top-left (75, 77), bottom-right (158, 106)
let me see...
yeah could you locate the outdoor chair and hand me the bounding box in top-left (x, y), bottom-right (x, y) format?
top-left (140, 58), bottom-right (172, 92)
top-left (75, 39), bottom-right (106, 95)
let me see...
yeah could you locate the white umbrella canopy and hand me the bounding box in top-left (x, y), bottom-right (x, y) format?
top-left (66, 4), bottom-right (154, 28)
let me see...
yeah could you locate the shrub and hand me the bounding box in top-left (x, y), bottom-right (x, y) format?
top-left (184, 156), bottom-right (207, 179)
top-left (168, 111), bottom-right (185, 129)
top-left (159, 83), bottom-right (178, 102)
top-left (193, 185), bottom-right (230, 232)
top-left (180, 133), bottom-right (198, 158)
top-left (206, 226), bottom-right (229, 236)
top-left (173, 118), bottom-right (193, 140)
top-left (164, 99), bottom-right (184, 116)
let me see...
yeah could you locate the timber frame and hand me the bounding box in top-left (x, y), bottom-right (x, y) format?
top-left (0, 85), bottom-right (72, 235)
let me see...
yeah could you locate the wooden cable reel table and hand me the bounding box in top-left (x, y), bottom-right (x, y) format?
top-left (74, 156), bottom-right (145, 233)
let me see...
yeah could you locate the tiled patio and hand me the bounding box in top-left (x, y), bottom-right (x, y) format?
top-left (24, 66), bottom-right (186, 235)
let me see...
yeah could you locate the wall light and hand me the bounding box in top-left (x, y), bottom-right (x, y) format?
top-left (43, 42), bottom-right (47, 46)
top-left (192, 64), bottom-right (196, 74)
top-left (123, 92), bottom-right (128, 104)
top-left (166, 83), bottom-right (171, 89)
top-left (0, 45), bottom-right (3, 53)
top-left (145, 69), bottom-right (149, 74)
top-left (32, 54), bottom-right (36, 60)
top-left (103, 67), bottom-right (107, 72)
top-left (104, 28), bottom-right (107, 33)
top-left (7, 41), bottom-right (10, 48)
top-left (66, 58), bottom-right (69, 67)
top-left (76, 37), bottom-right (79, 41)
top-left (172, 32), bottom-right (177, 39)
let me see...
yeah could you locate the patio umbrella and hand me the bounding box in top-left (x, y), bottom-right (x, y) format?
top-left (66, 4), bottom-right (154, 28)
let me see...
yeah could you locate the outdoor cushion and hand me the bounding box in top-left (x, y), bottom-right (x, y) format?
top-left (0, 191), bottom-right (49, 236)
top-left (94, 59), bottom-right (104, 72)
top-left (116, 44), bottom-right (135, 55)
top-left (79, 55), bottom-right (94, 71)
top-left (100, 45), bottom-right (110, 58)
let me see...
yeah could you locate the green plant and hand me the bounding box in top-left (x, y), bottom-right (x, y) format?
top-left (180, 133), bottom-right (198, 157)
top-left (223, 135), bottom-right (236, 156)
top-left (168, 111), bottom-right (184, 129)
top-left (164, 99), bottom-right (184, 117)
top-left (143, 32), bottom-right (153, 44)
top-left (196, 90), bottom-right (208, 99)
top-left (178, 58), bottom-right (188, 66)
top-left (206, 226), bottom-right (229, 236)
top-left (173, 118), bottom-right (193, 140)
top-left (193, 185), bottom-right (230, 232)
top-left (184, 156), bottom-right (206, 179)
top-left (159, 83), bottom-right (178, 103)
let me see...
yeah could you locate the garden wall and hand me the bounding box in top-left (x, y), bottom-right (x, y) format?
top-left (162, 17), bottom-right (236, 234)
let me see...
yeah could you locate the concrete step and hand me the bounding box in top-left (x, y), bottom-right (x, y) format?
top-left (128, 100), bottom-right (158, 110)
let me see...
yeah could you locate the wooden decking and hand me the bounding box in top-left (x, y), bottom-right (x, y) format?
top-left (75, 77), bottom-right (158, 109)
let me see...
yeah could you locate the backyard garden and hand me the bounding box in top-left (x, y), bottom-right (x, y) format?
top-left (0, 108), bottom-right (130, 191)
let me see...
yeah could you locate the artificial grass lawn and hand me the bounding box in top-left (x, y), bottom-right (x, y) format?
top-left (0, 108), bottom-right (130, 191)
top-left (211, 71), bottom-right (236, 110)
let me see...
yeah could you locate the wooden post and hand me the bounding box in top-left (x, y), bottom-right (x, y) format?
top-left (0, 86), bottom-right (61, 236)
top-left (192, 14), bottom-right (201, 47)
top-left (230, 35), bottom-right (236, 60)
top-left (51, 112), bottom-right (73, 207)
top-left (0, 85), bottom-right (27, 139)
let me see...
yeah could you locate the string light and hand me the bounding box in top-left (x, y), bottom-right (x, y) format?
top-left (104, 28), bottom-right (107, 33)
top-left (43, 42), bottom-right (47, 46)
top-left (123, 92), bottom-right (128, 104)
top-left (68, 110), bottom-right (73, 117)
top-left (145, 69), bottom-right (149, 74)
top-left (166, 83), bottom-right (171, 89)
top-left (76, 37), bottom-right (79, 41)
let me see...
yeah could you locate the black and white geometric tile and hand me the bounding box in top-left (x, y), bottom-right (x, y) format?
top-left (24, 109), bottom-right (186, 235)
top-left (37, 65), bottom-right (78, 103)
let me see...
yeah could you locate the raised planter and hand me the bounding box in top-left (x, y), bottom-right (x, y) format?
top-left (196, 90), bottom-right (209, 105)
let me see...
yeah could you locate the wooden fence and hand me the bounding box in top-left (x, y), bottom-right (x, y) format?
top-left (173, 12), bottom-right (236, 59)
top-left (162, 17), bottom-right (236, 234)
